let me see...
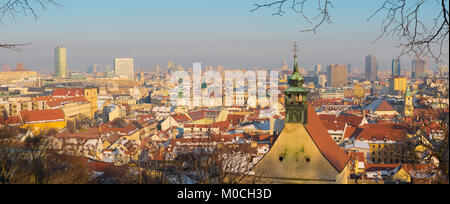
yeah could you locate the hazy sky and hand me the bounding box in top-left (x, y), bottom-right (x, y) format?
top-left (0, 0), bottom-right (447, 73)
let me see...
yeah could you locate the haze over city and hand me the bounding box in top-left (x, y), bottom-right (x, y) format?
top-left (1, 0), bottom-right (447, 72)
top-left (0, 0), bottom-right (448, 187)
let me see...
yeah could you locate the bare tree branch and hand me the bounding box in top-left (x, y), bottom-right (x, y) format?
top-left (252, 0), bottom-right (449, 62)
top-left (0, 0), bottom-right (60, 50)
top-left (369, 0), bottom-right (449, 62)
top-left (251, 0), bottom-right (333, 33)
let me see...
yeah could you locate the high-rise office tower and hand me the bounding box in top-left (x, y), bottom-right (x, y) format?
top-left (87, 64), bottom-right (100, 73)
top-left (114, 58), bottom-right (134, 80)
top-left (412, 58), bottom-right (428, 79)
top-left (392, 58), bottom-right (401, 77)
top-left (318, 74), bottom-right (327, 88)
top-left (315, 64), bottom-right (322, 75)
top-left (327, 64), bottom-right (348, 88)
top-left (347, 64), bottom-right (352, 75)
top-left (55, 46), bottom-right (67, 78)
top-left (365, 54), bottom-right (378, 81)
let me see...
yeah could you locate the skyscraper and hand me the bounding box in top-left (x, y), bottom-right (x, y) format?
top-left (327, 64), bottom-right (348, 88)
top-left (54, 46), bottom-right (67, 78)
top-left (365, 54), bottom-right (378, 81)
top-left (392, 58), bottom-right (401, 77)
top-left (114, 58), bottom-right (134, 80)
top-left (87, 64), bottom-right (100, 73)
top-left (315, 64), bottom-right (322, 75)
top-left (412, 58), bottom-right (428, 79)
top-left (318, 74), bottom-right (327, 89)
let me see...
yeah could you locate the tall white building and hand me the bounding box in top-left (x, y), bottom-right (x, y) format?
top-left (315, 64), bottom-right (322, 75)
top-left (55, 46), bottom-right (67, 78)
top-left (318, 74), bottom-right (327, 88)
top-left (114, 58), bottom-right (134, 80)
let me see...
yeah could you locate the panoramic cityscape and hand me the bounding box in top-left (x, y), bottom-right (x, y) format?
top-left (0, 0), bottom-right (448, 187)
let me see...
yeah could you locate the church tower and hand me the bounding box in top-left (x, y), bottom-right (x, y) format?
top-left (285, 42), bottom-right (309, 125)
top-left (253, 43), bottom-right (350, 184)
top-left (404, 85), bottom-right (414, 116)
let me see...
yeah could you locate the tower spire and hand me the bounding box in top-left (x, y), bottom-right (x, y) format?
top-left (292, 42), bottom-right (300, 74)
top-left (292, 42), bottom-right (299, 60)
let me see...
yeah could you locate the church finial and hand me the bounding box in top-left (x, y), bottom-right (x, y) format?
top-left (293, 42), bottom-right (299, 60)
top-left (292, 42), bottom-right (300, 74)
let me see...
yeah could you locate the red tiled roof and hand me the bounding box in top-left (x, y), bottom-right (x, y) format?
top-left (212, 121), bottom-right (230, 132)
top-left (101, 120), bottom-right (139, 135)
top-left (356, 123), bottom-right (407, 142)
top-left (46, 96), bottom-right (89, 108)
top-left (226, 114), bottom-right (245, 126)
top-left (401, 164), bottom-right (439, 175)
top-left (53, 88), bottom-right (84, 97)
top-left (0, 116), bottom-right (22, 125)
top-left (321, 120), bottom-right (346, 131)
top-left (138, 113), bottom-right (155, 121)
top-left (365, 163), bottom-right (400, 172)
top-left (376, 100), bottom-right (396, 112)
top-left (319, 114), bottom-right (365, 127)
top-left (55, 127), bottom-right (101, 139)
top-left (20, 109), bottom-right (65, 123)
top-left (172, 114), bottom-right (191, 124)
top-left (343, 126), bottom-right (357, 139)
top-left (305, 106), bottom-right (350, 173)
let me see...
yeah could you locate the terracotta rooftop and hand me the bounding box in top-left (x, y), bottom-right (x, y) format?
top-left (0, 116), bottom-right (22, 125)
top-left (319, 114), bottom-right (365, 127)
top-left (343, 126), bottom-right (358, 139)
top-left (212, 121), bottom-right (230, 132)
top-left (20, 109), bottom-right (65, 123)
top-left (365, 163), bottom-right (400, 172)
top-left (321, 120), bottom-right (346, 131)
top-left (377, 100), bottom-right (396, 112)
top-left (172, 114), bottom-right (191, 124)
top-left (53, 88), bottom-right (85, 97)
top-left (226, 114), bottom-right (246, 126)
top-left (46, 96), bottom-right (89, 108)
top-left (55, 127), bottom-right (101, 139)
top-left (101, 120), bottom-right (139, 136)
top-left (356, 123), bottom-right (407, 142)
top-left (305, 106), bottom-right (350, 173)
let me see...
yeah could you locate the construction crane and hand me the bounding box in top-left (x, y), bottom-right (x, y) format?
top-left (0, 62), bottom-right (11, 72)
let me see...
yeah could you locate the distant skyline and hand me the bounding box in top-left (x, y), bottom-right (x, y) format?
top-left (0, 0), bottom-right (447, 73)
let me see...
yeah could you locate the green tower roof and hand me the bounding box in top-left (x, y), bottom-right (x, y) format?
top-left (201, 79), bottom-right (207, 89)
top-left (286, 43), bottom-right (309, 94)
top-left (405, 85), bottom-right (412, 97)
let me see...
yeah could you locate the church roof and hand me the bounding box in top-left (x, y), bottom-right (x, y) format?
top-left (305, 106), bottom-right (350, 173)
top-left (365, 99), bottom-right (397, 113)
